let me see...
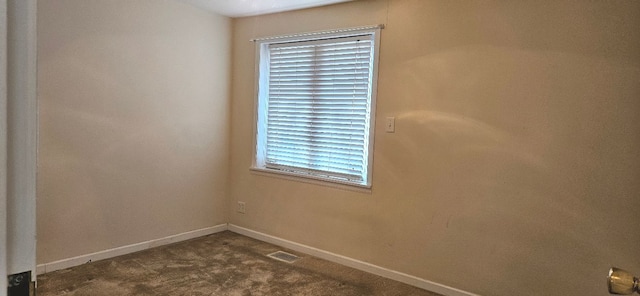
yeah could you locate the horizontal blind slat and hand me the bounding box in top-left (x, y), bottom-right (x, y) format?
top-left (267, 133), bottom-right (366, 145)
top-left (265, 148), bottom-right (363, 164)
top-left (267, 136), bottom-right (365, 148)
top-left (265, 159), bottom-right (362, 176)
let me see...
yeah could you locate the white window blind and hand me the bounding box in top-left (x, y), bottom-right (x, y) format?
top-left (254, 28), bottom-right (380, 187)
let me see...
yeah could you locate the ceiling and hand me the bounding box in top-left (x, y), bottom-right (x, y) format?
top-left (176, 0), bottom-right (352, 17)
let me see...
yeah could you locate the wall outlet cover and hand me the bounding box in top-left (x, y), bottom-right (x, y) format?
top-left (237, 201), bottom-right (246, 214)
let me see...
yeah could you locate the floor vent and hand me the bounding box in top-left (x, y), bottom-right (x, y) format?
top-left (267, 251), bottom-right (300, 263)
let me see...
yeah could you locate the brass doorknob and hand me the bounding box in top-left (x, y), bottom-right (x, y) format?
top-left (608, 267), bottom-right (639, 294)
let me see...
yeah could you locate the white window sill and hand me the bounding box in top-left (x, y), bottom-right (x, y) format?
top-left (249, 167), bottom-right (372, 194)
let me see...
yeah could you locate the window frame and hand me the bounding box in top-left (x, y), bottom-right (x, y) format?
top-left (251, 26), bottom-right (382, 189)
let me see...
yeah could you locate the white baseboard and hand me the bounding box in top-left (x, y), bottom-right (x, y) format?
top-left (36, 224), bottom-right (228, 275)
top-left (37, 223), bottom-right (476, 296)
top-left (228, 224), bottom-right (478, 296)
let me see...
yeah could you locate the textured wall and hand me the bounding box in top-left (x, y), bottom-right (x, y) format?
top-left (229, 1), bottom-right (640, 295)
top-left (37, 0), bottom-right (231, 264)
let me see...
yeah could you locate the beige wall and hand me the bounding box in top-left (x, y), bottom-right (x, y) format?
top-left (230, 1), bottom-right (640, 295)
top-left (37, 0), bottom-right (230, 264)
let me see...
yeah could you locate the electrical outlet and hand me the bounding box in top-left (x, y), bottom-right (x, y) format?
top-left (237, 201), bottom-right (246, 214)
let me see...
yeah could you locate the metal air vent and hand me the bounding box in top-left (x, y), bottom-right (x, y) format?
top-left (267, 251), bottom-right (300, 263)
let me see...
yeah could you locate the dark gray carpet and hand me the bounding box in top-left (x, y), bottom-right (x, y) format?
top-left (37, 231), bottom-right (441, 296)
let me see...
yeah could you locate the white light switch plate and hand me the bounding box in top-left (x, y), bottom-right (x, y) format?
top-left (385, 117), bottom-right (395, 133)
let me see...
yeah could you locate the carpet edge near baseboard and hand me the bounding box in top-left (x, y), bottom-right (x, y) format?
top-left (36, 224), bottom-right (229, 275)
top-left (227, 224), bottom-right (479, 296)
top-left (37, 223), bottom-right (479, 296)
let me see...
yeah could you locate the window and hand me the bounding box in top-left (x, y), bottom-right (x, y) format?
top-left (253, 26), bottom-right (381, 188)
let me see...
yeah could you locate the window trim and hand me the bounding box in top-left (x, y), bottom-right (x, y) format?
top-left (250, 25), bottom-right (382, 189)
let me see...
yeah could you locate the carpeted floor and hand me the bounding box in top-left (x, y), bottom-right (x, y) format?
top-left (37, 231), bottom-right (441, 296)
